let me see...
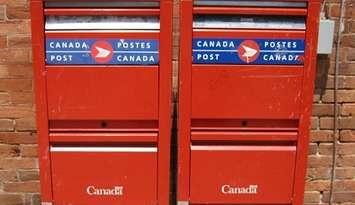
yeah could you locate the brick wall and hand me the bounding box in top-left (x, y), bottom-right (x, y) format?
top-left (0, 0), bottom-right (40, 204)
top-left (0, 0), bottom-right (354, 205)
top-left (305, 1), bottom-right (355, 204)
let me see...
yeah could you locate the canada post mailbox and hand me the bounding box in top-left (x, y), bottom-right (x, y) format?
top-left (30, 0), bottom-right (173, 204)
top-left (178, 1), bottom-right (321, 205)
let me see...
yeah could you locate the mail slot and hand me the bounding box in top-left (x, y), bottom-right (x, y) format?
top-left (31, 0), bottom-right (173, 204)
top-left (178, 1), bottom-right (321, 205)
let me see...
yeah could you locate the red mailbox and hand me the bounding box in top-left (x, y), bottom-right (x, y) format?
top-left (178, 1), bottom-right (321, 205)
top-left (31, 0), bottom-right (173, 204)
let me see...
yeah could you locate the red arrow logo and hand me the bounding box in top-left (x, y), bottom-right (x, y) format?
top-left (238, 40), bottom-right (260, 63)
top-left (91, 41), bottom-right (113, 63)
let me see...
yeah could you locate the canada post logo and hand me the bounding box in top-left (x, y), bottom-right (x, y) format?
top-left (45, 38), bottom-right (159, 65)
top-left (193, 38), bottom-right (305, 65)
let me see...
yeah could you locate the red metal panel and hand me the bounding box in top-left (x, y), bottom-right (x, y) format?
top-left (45, 32), bottom-right (159, 39)
top-left (293, 2), bottom-right (322, 205)
top-left (50, 132), bottom-right (158, 143)
top-left (157, 0), bottom-right (173, 204)
top-left (191, 131), bottom-right (298, 142)
top-left (191, 66), bottom-right (303, 119)
top-left (49, 120), bottom-right (159, 132)
top-left (177, 0), bottom-right (193, 201)
top-left (178, 0), bottom-right (321, 203)
top-left (191, 119), bottom-right (299, 131)
top-left (46, 66), bottom-right (159, 120)
top-left (194, 30), bottom-right (305, 38)
top-left (51, 147), bottom-right (157, 205)
top-left (190, 145), bottom-right (296, 204)
top-left (32, 0), bottom-right (173, 204)
top-left (30, 0), bottom-right (53, 202)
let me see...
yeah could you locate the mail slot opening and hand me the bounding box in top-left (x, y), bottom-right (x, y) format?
top-left (46, 15), bottom-right (160, 30)
top-left (193, 15), bottom-right (306, 30)
top-left (45, 1), bottom-right (160, 8)
top-left (194, 0), bottom-right (307, 8)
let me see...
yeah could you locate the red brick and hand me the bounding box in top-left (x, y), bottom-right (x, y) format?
top-left (309, 143), bottom-right (318, 155)
top-left (23, 193), bottom-right (41, 205)
top-left (0, 158), bottom-right (37, 169)
top-left (0, 144), bottom-right (19, 157)
top-left (0, 119), bottom-right (14, 131)
top-left (337, 143), bottom-right (355, 155)
top-left (0, 64), bottom-right (33, 78)
top-left (0, 48), bottom-right (30, 63)
top-left (337, 155), bottom-right (355, 167)
top-left (9, 92), bottom-right (34, 106)
top-left (310, 130), bottom-right (334, 142)
top-left (331, 47), bottom-right (348, 62)
top-left (339, 117), bottom-right (355, 129)
top-left (322, 90), bottom-right (355, 103)
top-left (305, 180), bottom-right (330, 191)
top-left (0, 194), bottom-right (23, 205)
top-left (0, 20), bottom-right (31, 34)
top-left (0, 170), bottom-right (18, 182)
top-left (322, 192), bottom-right (355, 203)
top-left (311, 117), bottom-right (319, 129)
top-left (0, 34), bottom-right (6, 48)
top-left (15, 117), bottom-right (36, 131)
top-left (318, 143), bottom-right (333, 155)
top-left (0, 79), bottom-right (32, 92)
top-left (308, 155), bottom-right (333, 168)
top-left (0, 92), bottom-right (10, 105)
top-left (307, 168), bottom-right (331, 180)
top-left (304, 191), bottom-right (321, 203)
top-left (342, 34), bottom-right (355, 47)
top-left (8, 35), bottom-right (31, 48)
top-left (31, 194), bottom-right (40, 205)
top-left (348, 48), bottom-right (355, 61)
top-left (0, 5), bottom-right (5, 21)
top-left (328, 3), bottom-right (353, 18)
top-left (312, 104), bottom-right (334, 116)
top-left (341, 103), bottom-right (355, 116)
top-left (0, 106), bottom-right (34, 118)
top-left (314, 91), bottom-right (321, 102)
top-left (3, 181), bottom-right (40, 193)
top-left (319, 117), bottom-right (355, 130)
top-left (319, 117), bottom-right (334, 129)
top-left (0, 132), bottom-right (37, 144)
top-left (343, 77), bottom-right (355, 89)
top-left (336, 168), bottom-right (355, 179)
top-left (334, 180), bottom-right (355, 191)
top-left (340, 130), bottom-right (355, 142)
top-left (339, 63), bottom-right (355, 75)
top-left (20, 145), bottom-right (38, 157)
top-left (18, 170), bottom-right (39, 181)
top-left (6, 6), bottom-right (30, 19)
top-left (351, 21), bottom-right (355, 33)
top-left (0, 0), bottom-right (28, 7)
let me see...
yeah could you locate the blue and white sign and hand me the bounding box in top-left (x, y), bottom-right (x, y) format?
top-left (193, 38), bottom-right (305, 65)
top-left (46, 38), bottom-right (159, 65)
